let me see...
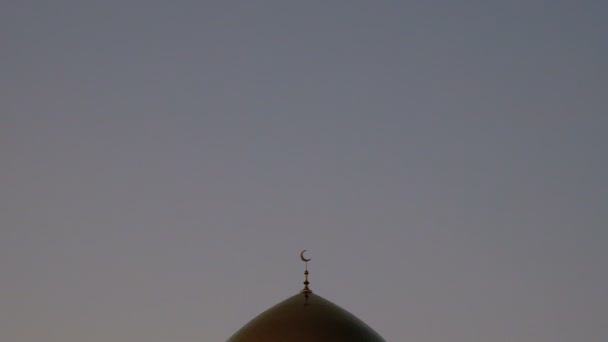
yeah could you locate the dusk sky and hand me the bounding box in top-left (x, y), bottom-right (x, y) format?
top-left (2, 1), bottom-right (607, 341)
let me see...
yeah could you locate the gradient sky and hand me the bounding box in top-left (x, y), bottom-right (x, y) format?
top-left (2, 1), bottom-right (607, 342)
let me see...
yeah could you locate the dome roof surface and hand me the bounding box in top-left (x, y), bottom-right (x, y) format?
top-left (226, 292), bottom-right (386, 342)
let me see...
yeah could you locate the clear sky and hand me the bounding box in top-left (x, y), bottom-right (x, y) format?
top-left (2, 1), bottom-right (607, 341)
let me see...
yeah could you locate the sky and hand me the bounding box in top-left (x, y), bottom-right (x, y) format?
top-left (1, 1), bottom-right (607, 341)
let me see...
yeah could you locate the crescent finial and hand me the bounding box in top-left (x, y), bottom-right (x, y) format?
top-left (299, 250), bottom-right (312, 294)
top-left (300, 250), bottom-right (311, 262)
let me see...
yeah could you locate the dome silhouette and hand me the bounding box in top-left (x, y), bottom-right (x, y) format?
top-left (226, 292), bottom-right (385, 341)
top-left (226, 251), bottom-right (385, 341)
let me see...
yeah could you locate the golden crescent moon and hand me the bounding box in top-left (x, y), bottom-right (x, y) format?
top-left (300, 250), bottom-right (311, 262)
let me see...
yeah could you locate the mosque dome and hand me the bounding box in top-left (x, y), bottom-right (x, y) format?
top-left (226, 251), bottom-right (386, 342)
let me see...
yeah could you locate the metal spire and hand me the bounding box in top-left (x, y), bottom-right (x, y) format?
top-left (300, 250), bottom-right (312, 294)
